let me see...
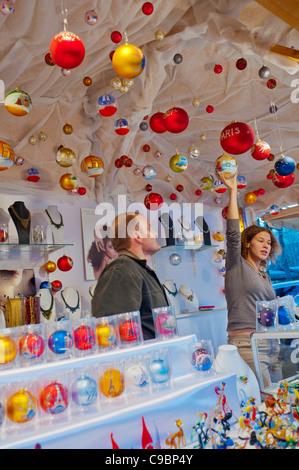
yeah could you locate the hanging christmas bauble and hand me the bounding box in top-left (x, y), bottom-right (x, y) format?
top-left (27, 168), bottom-right (40, 182)
top-left (169, 153), bottom-right (188, 172)
top-left (199, 175), bottom-right (214, 191)
top-left (220, 121), bottom-right (254, 155)
top-left (63, 123), bottom-right (73, 135)
top-left (115, 158), bottom-right (123, 168)
top-left (213, 180), bottom-right (227, 194)
top-left (98, 94), bottom-right (117, 117)
top-left (83, 76), bottom-right (92, 86)
top-left (192, 97), bottom-right (200, 107)
top-left (81, 155), bottom-right (104, 177)
top-left (85, 9), bottom-right (98, 25)
top-left (56, 147), bottom-right (76, 167)
top-left (61, 68), bottom-right (71, 76)
top-left (267, 78), bottom-right (276, 89)
top-left (112, 43), bottom-right (145, 79)
top-left (258, 188), bottom-right (265, 196)
top-left (165, 174), bottom-right (172, 182)
top-left (258, 65), bottom-right (270, 79)
top-left (170, 193), bottom-right (177, 200)
top-left (0, 140), bottom-right (15, 171)
top-left (215, 153), bottom-right (238, 179)
top-left (145, 184), bottom-right (152, 192)
top-left (142, 2), bottom-right (154, 15)
top-left (206, 105), bottom-right (214, 113)
top-left (40, 281), bottom-right (52, 290)
top-left (169, 253), bottom-right (181, 266)
top-left (60, 173), bottom-right (77, 190)
top-left (173, 53), bottom-right (183, 64)
top-left (28, 135), bottom-right (37, 145)
top-left (142, 165), bottom-right (157, 180)
top-left (44, 260), bottom-right (56, 273)
top-left (45, 52), bottom-right (55, 66)
top-left (200, 133), bottom-right (206, 141)
top-left (176, 184), bottom-right (184, 192)
top-left (114, 118), bottom-right (130, 135)
top-left (14, 155), bottom-right (24, 166)
top-left (50, 31), bottom-right (85, 69)
top-left (139, 121), bottom-right (148, 131)
top-left (110, 76), bottom-right (122, 90)
top-left (244, 192), bottom-right (257, 204)
top-left (251, 140), bottom-right (271, 160)
top-left (236, 58), bottom-right (247, 70)
top-left (38, 131), bottom-right (47, 142)
top-left (269, 104), bottom-right (277, 114)
top-left (195, 189), bottom-right (202, 196)
top-left (5, 88), bottom-right (32, 116)
top-left (272, 172), bottom-right (295, 188)
top-left (163, 107), bottom-right (189, 133)
top-left (154, 151), bottom-right (162, 158)
top-left (7, 390), bottom-right (37, 423)
top-left (149, 112), bottom-right (167, 133)
top-left (144, 192), bottom-right (163, 210)
top-left (57, 255), bottom-right (73, 272)
top-left (189, 145), bottom-right (200, 159)
top-left (0, 1), bottom-right (15, 16)
top-left (274, 155), bottom-right (296, 176)
top-left (155, 29), bottom-right (165, 40)
top-left (236, 175), bottom-right (247, 189)
top-left (111, 31), bottom-right (122, 43)
top-left (270, 205), bottom-right (280, 215)
top-left (51, 280), bottom-right (62, 293)
top-left (214, 64), bottom-right (223, 74)
top-left (222, 206), bottom-right (228, 219)
top-left (78, 186), bottom-right (87, 195)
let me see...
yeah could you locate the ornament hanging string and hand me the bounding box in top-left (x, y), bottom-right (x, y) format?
top-left (61, 0), bottom-right (68, 31)
top-left (270, 100), bottom-right (284, 155)
top-left (253, 117), bottom-right (260, 141)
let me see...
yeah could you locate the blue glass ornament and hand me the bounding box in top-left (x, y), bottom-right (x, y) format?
top-left (48, 330), bottom-right (73, 354)
top-left (39, 281), bottom-right (52, 289)
top-left (274, 155), bottom-right (296, 176)
top-left (149, 358), bottom-right (171, 383)
top-left (71, 376), bottom-right (97, 406)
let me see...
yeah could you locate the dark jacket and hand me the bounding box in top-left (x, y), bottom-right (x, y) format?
top-left (91, 250), bottom-right (169, 340)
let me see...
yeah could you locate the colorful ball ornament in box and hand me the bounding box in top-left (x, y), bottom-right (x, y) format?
top-left (96, 323), bottom-right (117, 347)
top-left (272, 172), bottom-right (295, 188)
top-left (73, 325), bottom-right (96, 350)
top-left (0, 335), bottom-right (17, 363)
top-left (215, 153), bottom-right (238, 179)
top-left (0, 140), bottom-right (14, 171)
top-left (142, 165), bottom-right (156, 180)
top-left (112, 43), bottom-right (145, 79)
top-left (191, 348), bottom-right (212, 371)
top-left (60, 173), bottom-right (77, 190)
top-left (251, 140), bottom-right (271, 160)
top-left (274, 155), bottom-right (296, 176)
top-left (150, 112), bottom-right (167, 133)
top-left (98, 94), bottom-right (117, 117)
top-left (149, 358), bottom-right (171, 384)
top-left (0, 226), bottom-right (8, 242)
top-left (220, 121), bottom-right (255, 155)
top-left (71, 376), bottom-right (97, 407)
top-left (7, 390), bottom-right (37, 423)
top-left (51, 280), bottom-right (62, 293)
top-left (50, 31), bottom-right (85, 69)
top-left (40, 382), bottom-right (69, 414)
top-left (99, 369), bottom-right (125, 398)
top-left (27, 168), bottom-right (40, 182)
top-left (119, 319), bottom-right (141, 342)
top-left (45, 53), bottom-right (55, 66)
top-left (57, 255), bottom-right (73, 272)
top-left (144, 192), bottom-right (163, 210)
top-left (169, 153), bottom-right (188, 172)
top-left (19, 334), bottom-right (45, 359)
top-left (85, 9), bottom-right (98, 25)
top-left (4, 88), bottom-right (32, 116)
top-left (48, 330), bottom-right (73, 355)
top-left (154, 312), bottom-right (176, 336)
top-left (56, 147), bottom-right (76, 167)
top-left (114, 118), bottom-right (130, 135)
top-left (81, 155), bottom-right (104, 177)
top-left (126, 365), bottom-right (149, 389)
top-left (244, 192), bottom-right (257, 204)
top-left (0, 1), bottom-right (15, 16)
top-left (163, 107), bottom-right (189, 134)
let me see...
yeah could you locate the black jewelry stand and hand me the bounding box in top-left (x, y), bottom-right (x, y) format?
top-left (8, 201), bottom-right (31, 244)
top-left (194, 216), bottom-right (211, 245)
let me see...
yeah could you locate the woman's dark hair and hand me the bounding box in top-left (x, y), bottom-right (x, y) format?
top-left (87, 238), bottom-right (109, 269)
top-left (241, 225), bottom-right (280, 265)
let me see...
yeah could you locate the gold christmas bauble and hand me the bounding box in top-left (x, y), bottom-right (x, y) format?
top-left (60, 173), bottom-right (77, 190)
top-left (155, 29), bottom-right (165, 40)
top-left (112, 43), bottom-right (145, 79)
top-left (63, 123), bottom-right (73, 135)
top-left (99, 368), bottom-right (125, 398)
top-left (56, 147), bottom-right (76, 167)
top-left (80, 155), bottom-right (104, 177)
top-left (6, 390), bottom-right (37, 423)
top-left (44, 260), bottom-right (56, 273)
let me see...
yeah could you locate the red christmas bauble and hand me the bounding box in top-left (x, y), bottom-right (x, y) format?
top-left (19, 334), bottom-right (45, 359)
top-left (251, 140), bottom-right (271, 160)
top-left (111, 31), bottom-right (122, 43)
top-left (124, 158), bottom-right (133, 167)
top-left (236, 58), bottom-right (247, 70)
top-left (50, 31), bottom-right (85, 69)
top-left (272, 172), bottom-right (295, 188)
top-left (142, 2), bottom-right (154, 15)
top-left (51, 280), bottom-right (62, 292)
top-left (206, 105), bottom-right (214, 113)
top-left (267, 153), bottom-right (275, 162)
top-left (266, 173), bottom-right (273, 180)
top-left (163, 107), bottom-right (189, 134)
top-left (78, 187), bottom-right (86, 195)
top-left (40, 383), bottom-right (68, 414)
top-left (45, 52), bottom-right (55, 66)
top-left (258, 188), bottom-right (265, 196)
top-left (222, 206), bottom-right (229, 220)
top-left (214, 64), bottom-right (223, 74)
top-left (267, 78), bottom-right (276, 89)
top-left (195, 189), bottom-right (202, 196)
top-left (144, 192), bottom-right (163, 210)
top-left (74, 325), bottom-right (96, 350)
top-left (143, 144), bottom-right (150, 152)
top-left (115, 158), bottom-right (123, 168)
top-left (57, 255), bottom-right (73, 272)
top-left (119, 320), bottom-right (140, 342)
top-left (176, 184), bottom-right (184, 192)
top-left (149, 112), bottom-right (167, 133)
top-left (145, 184), bottom-right (152, 192)
top-left (170, 193), bottom-right (177, 200)
top-left (220, 121), bottom-right (255, 155)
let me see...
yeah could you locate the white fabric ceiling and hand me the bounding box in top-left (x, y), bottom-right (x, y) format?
top-left (0, 0), bottom-right (298, 217)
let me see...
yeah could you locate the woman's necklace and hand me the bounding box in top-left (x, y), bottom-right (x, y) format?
top-left (45, 209), bottom-right (64, 229)
top-left (245, 259), bottom-right (267, 279)
top-left (40, 292), bottom-right (54, 320)
top-left (163, 282), bottom-right (178, 297)
top-left (61, 290), bottom-right (80, 313)
top-left (9, 205), bottom-right (31, 230)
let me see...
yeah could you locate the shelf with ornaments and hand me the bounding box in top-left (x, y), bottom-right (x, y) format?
top-left (0, 244), bottom-right (73, 269)
top-left (0, 243), bottom-right (73, 254)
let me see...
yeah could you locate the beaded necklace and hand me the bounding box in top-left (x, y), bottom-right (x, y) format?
top-left (45, 209), bottom-right (64, 230)
top-left (61, 290), bottom-right (80, 313)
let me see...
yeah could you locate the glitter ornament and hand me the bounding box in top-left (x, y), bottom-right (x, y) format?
top-left (45, 53), bottom-right (55, 66)
top-left (236, 58), bottom-right (247, 70)
top-left (267, 78), bottom-right (276, 89)
top-left (85, 10), bottom-right (98, 26)
top-left (274, 155), bottom-right (296, 176)
top-left (176, 184), bottom-right (184, 192)
top-left (50, 31), bottom-right (85, 69)
top-left (143, 144), bottom-right (150, 152)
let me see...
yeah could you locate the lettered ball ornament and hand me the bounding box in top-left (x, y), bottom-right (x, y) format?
top-left (144, 192), bottom-right (163, 210)
top-left (50, 31), bottom-right (85, 69)
top-left (220, 121), bottom-right (255, 155)
top-left (163, 107), bottom-right (189, 133)
top-left (251, 140), bottom-right (271, 161)
top-left (112, 43), bottom-right (145, 79)
top-left (57, 255), bottom-right (73, 272)
top-left (19, 334), bottom-right (45, 359)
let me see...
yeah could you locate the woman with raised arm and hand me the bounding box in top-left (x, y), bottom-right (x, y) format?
top-left (217, 171), bottom-right (280, 381)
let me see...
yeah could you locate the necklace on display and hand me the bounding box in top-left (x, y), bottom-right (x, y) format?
top-left (9, 205), bottom-right (31, 230)
top-left (179, 287), bottom-right (194, 302)
top-left (40, 292), bottom-right (54, 320)
top-left (61, 290), bottom-right (80, 313)
top-left (45, 209), bottom-right (64, 230)
top-left (163, 282), bottom-right (178, 297)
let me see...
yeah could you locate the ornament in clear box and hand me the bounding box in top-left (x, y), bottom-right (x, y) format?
top-left (98, 94), bottom-right (117, 117)
top-left (74, 325), bottom-right (96, 350)
top-left (278, 306), bottom-right (292, 325)
top-left (85, 10), bottom-right (98, 25)
top-left (149, 358), bottom-right (171, 384)
top-left (99, 368), bottom-right (125, 398)
top-left (191, 347), bottom-right (212, 371)
top-left (169, 153), bottom-right (188, 172)
top-left (0, 1), bottom-right (15, 15)
top-left (215, 153), bottom-right (238, 179)
top-left (6, 390), bottom-right (37, 423)
top-left (4, 88), bottom-right (32, 116)
top-left (19, 333), bottom-right (45, 359)
top-left (126, 364), bottom-right (149, 388)
top-left (0, 226), bottom-right (8, 242)
top-left (112, 43), bottom-right (145, 79)
top-left (155, 312), bottom-right (176, 335)
top-left (81, 155), bottom-right (104, 177)
top-left (0, 335), bottom-right (17, 363)
top-left (96, 323), bottom-right (117, 347)
top-left (40, 382), bottom-right (69, 414)
top-left (48, 329), bottom-right (73, 354)
top-left (56, 147), bottom-right (76, 167)
top-left (258, 308), bottom-right (275, 327)
top-left (71, 376), bottom-right (97, 406)
top-left (119, 319), bottom-right (140, 342)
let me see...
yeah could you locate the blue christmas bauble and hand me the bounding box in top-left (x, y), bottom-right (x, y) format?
top-left (278, 306), bottom-right (292, 325)
top-left (259, 308), bottom-right (275, 327)
top-left (149, 358), bottom-right (171, 383)
top-left (39, 281), bottom-right (52, 290)
top-left (48, 330), bottom-right (73, 354)
top-left (71, 376), bottom-right (98, 407)
top-left (274, 155), bottom-right (296, 176)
